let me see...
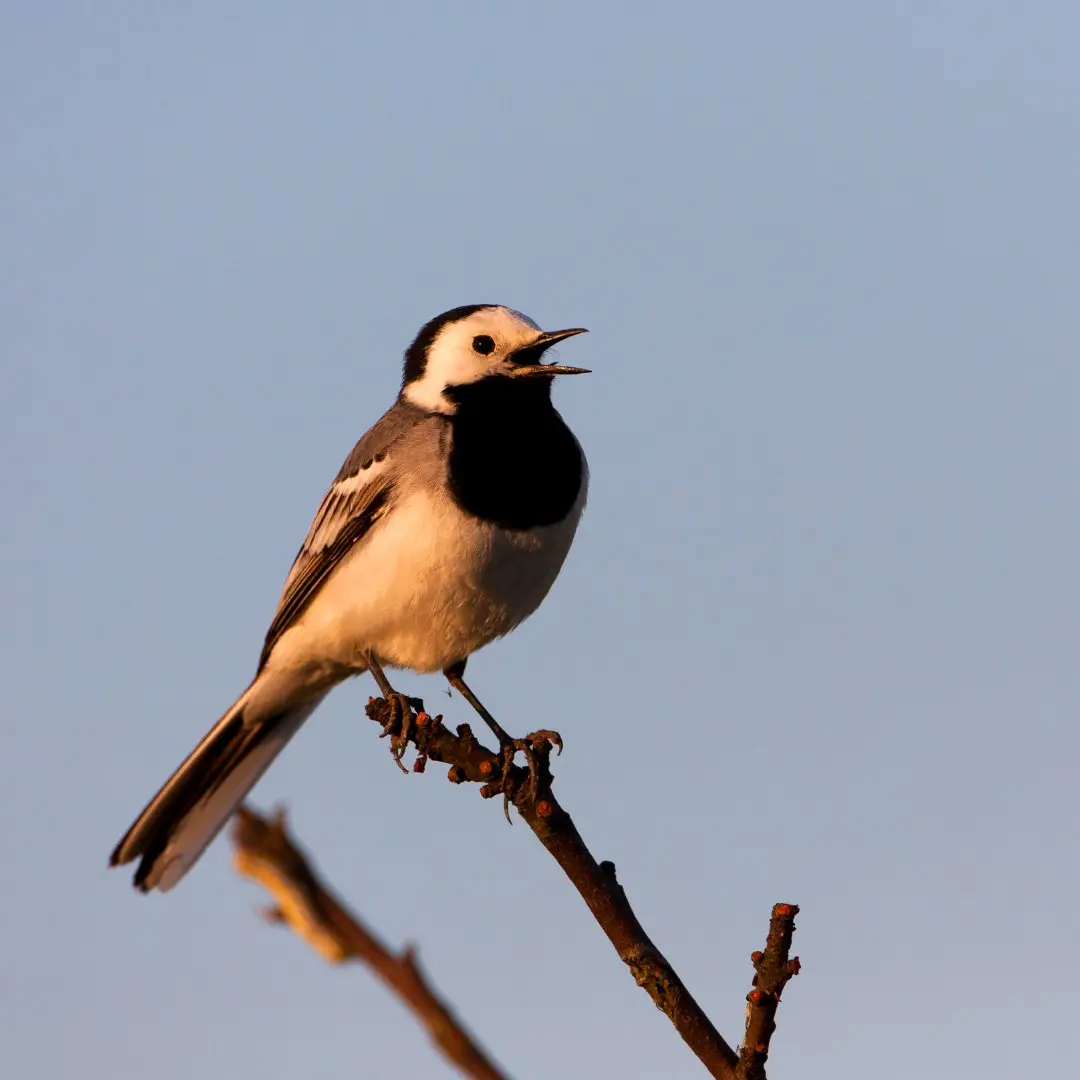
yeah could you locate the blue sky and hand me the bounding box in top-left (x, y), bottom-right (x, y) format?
top-left (2, 4), bottom-right (1078, 1078)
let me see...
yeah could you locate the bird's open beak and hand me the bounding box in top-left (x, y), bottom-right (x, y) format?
top-left (509, 327), bottom-right (591, 376)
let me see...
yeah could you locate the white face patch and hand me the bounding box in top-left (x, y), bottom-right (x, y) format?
top-left (403, 306), bottom-right (545, 414)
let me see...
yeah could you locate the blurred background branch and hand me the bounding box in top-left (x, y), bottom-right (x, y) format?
top-left (232, 806), bottom-right (511, 1080)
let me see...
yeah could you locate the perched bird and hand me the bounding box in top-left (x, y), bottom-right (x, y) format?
top-left (110, 305), bottom-right (589, 892)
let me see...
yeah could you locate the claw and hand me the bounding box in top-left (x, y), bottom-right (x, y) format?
top-left (495, 741), bottom-right (517, 822)
top-left (524, 729), bottom-right (563, 756)
top-left (387, 694), bottom-right (411, 773)
top-left (516, 738), bottom-right (540, 804)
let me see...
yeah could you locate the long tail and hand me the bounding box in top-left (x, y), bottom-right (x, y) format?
top-left (110, 681), bottom-right (322, 892)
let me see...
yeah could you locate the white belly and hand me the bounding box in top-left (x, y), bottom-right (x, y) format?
top-left (268, 485), bottom-right (584, 679)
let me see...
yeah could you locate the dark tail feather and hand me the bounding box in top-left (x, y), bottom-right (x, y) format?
top-left (110, 686), bottom-right (316, 892)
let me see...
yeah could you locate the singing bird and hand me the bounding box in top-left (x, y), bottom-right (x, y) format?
top-left (110, 305), bottom-right (589, 891)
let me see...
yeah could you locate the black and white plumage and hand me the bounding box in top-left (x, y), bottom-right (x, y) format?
top-left (110, 305), bottom-right (589, 892)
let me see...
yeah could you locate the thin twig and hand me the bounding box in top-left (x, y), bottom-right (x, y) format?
top-left (736, 903), bottom-right (801, 1080)
top-left (367, 700), bottom-right (754, 1079)
top-left (231, 805), bottom-right (511, 1080)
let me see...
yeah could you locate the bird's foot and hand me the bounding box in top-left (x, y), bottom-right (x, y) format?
top-left (441, 667), bottom-right (562, 815)
top-left (493, 728), bottom-right (563, 819)
top-left (372, 692), bottom-right (425, 773)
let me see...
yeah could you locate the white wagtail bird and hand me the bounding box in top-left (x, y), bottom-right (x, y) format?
top-left (110, 305), bottom-right (589, 892)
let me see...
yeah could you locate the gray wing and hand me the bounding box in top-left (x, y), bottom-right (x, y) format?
top-left (256, 401), bottom-right (426, 671)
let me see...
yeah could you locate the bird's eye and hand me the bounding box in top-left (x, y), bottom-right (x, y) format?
top-left (472, 335), bottom-right (496, 355)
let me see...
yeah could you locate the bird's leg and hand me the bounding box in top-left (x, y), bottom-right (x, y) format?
top-left (443, 663), bottom-right (513, 745)
top-left (443, 662), bottom-right (562, 811)
top-left (364, 651), bottom-right (424, 773)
